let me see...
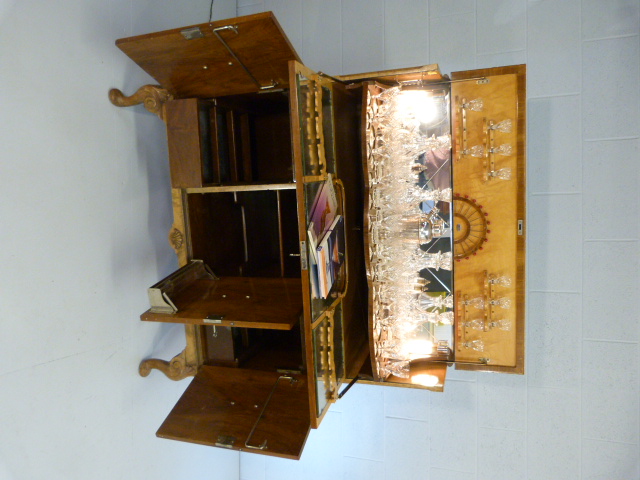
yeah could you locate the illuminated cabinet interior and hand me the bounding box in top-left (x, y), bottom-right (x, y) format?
top-left (109, 12), bottom-right (526, 459)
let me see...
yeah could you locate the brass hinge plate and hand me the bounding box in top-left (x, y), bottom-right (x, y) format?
top-left (215, 435), bottom-right (236, 449)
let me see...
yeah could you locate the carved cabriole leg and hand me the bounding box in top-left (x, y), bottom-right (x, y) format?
top-left (139, 347), bottom-right (197, 381)
top-left (138, 322), bottom-right (203, 380)
top-left (138, 349), bottom-right (194, 380)
top-left (108, 85), bottom-right (173, 121)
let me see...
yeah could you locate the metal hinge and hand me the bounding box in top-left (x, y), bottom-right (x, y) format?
top-left (215, 435), bottom-right (236, 449)
top-left (204, 315), bottom-right (224, 324)
top-left (300, 241), bottom-right (308, 270)
top-left (181, 27), bottom-right (204, 40)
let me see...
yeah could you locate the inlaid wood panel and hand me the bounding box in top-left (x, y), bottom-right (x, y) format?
top-left (157, 366), bottom-right (310, 459)
top-left (451, 65), bottom-right (526, 373)
top-left (116, 12), bottom-right (301, 98)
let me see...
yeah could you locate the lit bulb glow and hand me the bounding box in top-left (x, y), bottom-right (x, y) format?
top-left (401, 339), bottom-right (434, 359)
top-left (411, 373), bottom-right (439, 387)
top-left (396, 90), bottom-right (439, 125)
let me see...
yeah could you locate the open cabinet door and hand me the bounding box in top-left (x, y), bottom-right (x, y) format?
top-left (450, 65), bottom-right (526, 373)
top-left (289, 60), bottom-right (343, 428)
top-left (289, 60), bottom-right (370, 425)
top-left (115, 12), bottom-right (301, 98)
top-left (157, 366), bottom-right (311, 459)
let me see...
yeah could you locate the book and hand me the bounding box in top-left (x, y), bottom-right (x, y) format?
top-left (308, 175), bottom-right (338, 240)
top-left (316, 215), bottom-right (345, 298)
top-left (307, 221), bottom-right (318, 264)
top-left (307, 222), bottom-right (320, 299)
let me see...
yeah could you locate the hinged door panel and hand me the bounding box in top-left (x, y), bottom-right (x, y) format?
top-left (115, 12), bottom-right (301, 98)
top-left (141, 260), bottom-right (303, 330)
top-left (289, 61), bottom-right (349, 426)
top-left (450, 65), bottom-right (526, 373)
top-left (157, 366), bottom-right (310, 459)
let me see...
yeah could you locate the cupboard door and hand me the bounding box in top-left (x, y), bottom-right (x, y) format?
top-left (115, 12), bottom-right (301, 98)
top-left (157, 366), bottom-right (310, 459)
top-left (450, 65), bottom-right (526, 373)
top-left (289, 61), bottom-right (347, 427)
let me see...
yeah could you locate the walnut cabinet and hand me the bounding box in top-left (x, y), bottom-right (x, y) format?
top-left (110, 12), bottom-right (526, 459)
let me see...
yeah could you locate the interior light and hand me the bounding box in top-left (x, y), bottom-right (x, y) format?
top-left (411, 373), bottom-right (439, 387)
top-left (397, 90), bottom-right (439, 125)
top-left (401, 339), bottom-right (434, 359)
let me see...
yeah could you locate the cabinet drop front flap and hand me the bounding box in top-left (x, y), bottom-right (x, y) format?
top-left (110, 11), bottom-right (526, 459)
top-left (158, 366), bottom-right (310, 459)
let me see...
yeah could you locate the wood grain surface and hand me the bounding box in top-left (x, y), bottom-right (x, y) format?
top-left (451, 65), bottom-right (526, 373)
top-left (157, 366), bottom-right (310, 459)
top-left (116, 13), bottom-right (301, 98)
top-left (141, 277), bottom-right (303, 330)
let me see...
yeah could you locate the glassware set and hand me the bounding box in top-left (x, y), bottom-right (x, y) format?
top-left (485, 118), bottom-right (513, 181)
top-left (459, 272), bottom-right (513, 353)
top-left (366, 86), bottom-right (454, 379)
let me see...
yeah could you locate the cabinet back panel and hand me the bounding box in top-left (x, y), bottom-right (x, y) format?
top-left (250, 109), bottom-right (294, 182)
top-left (203, 323), bottom-right (303, 370)
top-left (216, 92), bottom-right (293, 184)
top-left (187, 192), bottom-right (246, 276)
top-left (187, 190), bottom-right (301, 278)
top-left (239, 191), bottom-right (283, 276)
top-left (236, 326), bottom-right (304, 371)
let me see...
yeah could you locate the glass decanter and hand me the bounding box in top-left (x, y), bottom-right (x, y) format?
top-left (461, 145), bottom-right (485, 158)
top-left (416, 250), bottom-right (452, 271)
top-left (463, 319), bottom-right (485, 331)
top-left (398, 186), bottom-right (452, 205)
top-left (435, 311), bottom-right (454, 325)
top-left (489, 297), bottom-right (511, 309)
top-left (462, 340), bottom-right (485, 352)
top-left (413, 310), bottom-right (453, 325)
top-left (415, 292), bottom-right (454, 310)
top-left (487, 168), bottom-right (512, 180)
top-left (489, 144), bottom-right (513, 156)
top-left (462, 98), bottom-right (483, 112)
top-left (488, 275), bottom-right (512, 287)
top-left (487, 319), bottom-right (512, 331)
top-left (490, 119), bottom-right (512, 133)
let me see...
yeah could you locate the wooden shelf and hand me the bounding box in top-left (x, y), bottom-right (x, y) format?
top-left (142, 277), bottom-right (303, 330)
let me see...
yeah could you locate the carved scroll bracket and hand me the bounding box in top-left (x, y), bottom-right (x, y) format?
top-left (139, 348), bottom-right (197, 381)
top-left (108, 85), bottom-right (173, 121)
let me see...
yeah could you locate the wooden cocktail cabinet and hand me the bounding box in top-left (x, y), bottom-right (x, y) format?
top-left (110, 12), bottom-right (526, 459)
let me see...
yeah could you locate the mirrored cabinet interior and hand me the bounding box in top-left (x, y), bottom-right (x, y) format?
top-left (109, 12), bottom-right (526, 459)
